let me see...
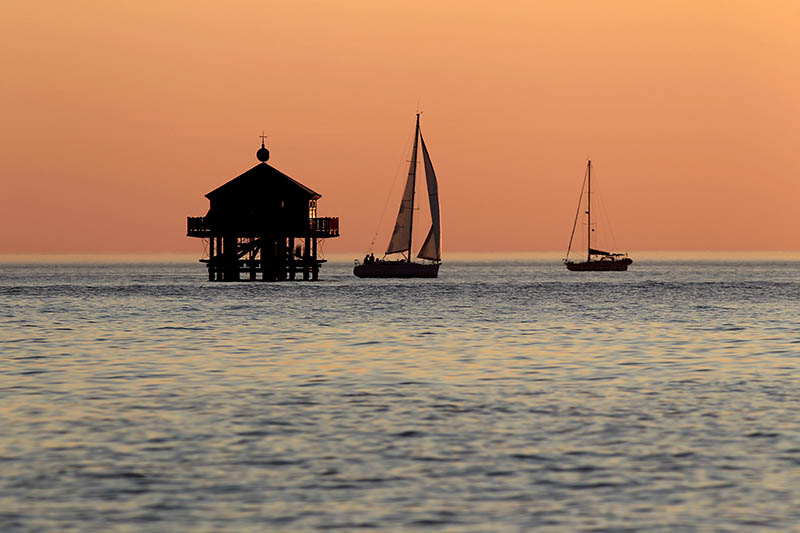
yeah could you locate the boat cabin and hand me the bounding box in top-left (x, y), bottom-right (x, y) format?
top-left (186, 140), bottom-right (339, 281)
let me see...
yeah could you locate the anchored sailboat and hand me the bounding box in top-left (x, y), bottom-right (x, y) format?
top-left (564, 160), bottom-right (632, 271)
top-left (354, 113), bottom-right (441, 278)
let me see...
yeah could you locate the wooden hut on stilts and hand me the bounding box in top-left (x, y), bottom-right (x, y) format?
top-left (186, 137), bottom-right (339, 281)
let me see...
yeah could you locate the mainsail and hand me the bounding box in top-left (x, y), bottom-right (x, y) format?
top-left (386, 117), bottom-right (420, 256)
top-left (417, 132), bottom-right (441, 261)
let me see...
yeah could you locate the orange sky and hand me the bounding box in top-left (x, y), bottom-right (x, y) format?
top-left (2, 1), bottom-right (798, 254)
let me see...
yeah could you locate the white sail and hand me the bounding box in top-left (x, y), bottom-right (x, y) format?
top-left (386, 122), bottom-right (419, 255)
top-left (416, 132), bottom-right (441, 262)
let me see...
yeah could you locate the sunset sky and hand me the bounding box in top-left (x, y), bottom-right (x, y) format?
top-left (2, 1), bottom-right (798, 254)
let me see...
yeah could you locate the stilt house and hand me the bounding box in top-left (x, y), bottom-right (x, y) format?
top-left (186, 140), bottom-right (339, 281)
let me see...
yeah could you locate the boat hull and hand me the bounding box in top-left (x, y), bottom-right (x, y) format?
top-left (354, 262), bottom-right (440, 278)
top-left (565, 258), bottom-right (632, 271)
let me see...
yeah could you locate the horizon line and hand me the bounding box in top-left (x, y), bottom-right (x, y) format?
top-left (2, 250), bottom-right (800, 264)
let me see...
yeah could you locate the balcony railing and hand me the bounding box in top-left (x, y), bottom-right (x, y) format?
top-left (187, 216), bottom-right (210, 237)
top-left (310, 217), bottom-right (340, 238)
top-left (188, 216), bottom-right (340, 238)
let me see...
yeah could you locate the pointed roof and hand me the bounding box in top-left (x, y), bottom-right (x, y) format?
top-left (206, 162), bottom-right (321, 201)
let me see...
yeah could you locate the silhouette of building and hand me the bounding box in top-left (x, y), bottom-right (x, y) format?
top-left (186, 139), bottom-right (339, 281)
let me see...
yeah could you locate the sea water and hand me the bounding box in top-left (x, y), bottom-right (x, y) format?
top-left (1, 257), bottom-right (799, 531)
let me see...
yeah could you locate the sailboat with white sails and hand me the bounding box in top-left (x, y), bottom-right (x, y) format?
top-left (354, 113), bottom-right (441, 278)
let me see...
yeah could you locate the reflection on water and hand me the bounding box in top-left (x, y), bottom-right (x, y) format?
top-left (1, 259), bottom-right (799, 530)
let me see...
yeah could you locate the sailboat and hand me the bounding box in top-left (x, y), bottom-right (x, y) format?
top-left (354, 113), bottom-right (441, 278)
top-left (564, 160), bottom-right (633, 271)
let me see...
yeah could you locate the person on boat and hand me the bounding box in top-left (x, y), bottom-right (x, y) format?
top-left (369, 253), bottom-right (375, 264)
top-left (363, 254), bottom-right (370, 265)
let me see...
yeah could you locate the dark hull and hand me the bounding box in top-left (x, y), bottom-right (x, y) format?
top-left (565, 258), bottom-right (632, 271)
top-left (353, 262), bottom-right (440, 278)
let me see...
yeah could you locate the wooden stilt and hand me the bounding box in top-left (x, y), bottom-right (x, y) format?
top-left (288, 237), bottom-right (296, 280)
top-left (312, 237), bottom-right (319, 280)
top-left (215, 237), bottom-right (223, 281)
top-left (303, 236), bottom-right (311, 280)
top-left (208, 237), bottom-right (215, 281)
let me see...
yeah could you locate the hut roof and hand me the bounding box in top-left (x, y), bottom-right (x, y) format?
top-left (206, 162), bottom-right (321, 201)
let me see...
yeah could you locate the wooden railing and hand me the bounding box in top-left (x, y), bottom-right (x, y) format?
top-left (310, 217), bottom-right (340, 237)
top-left (187, 216), bottom-right (210, 237)
top-left (188, 216), bottom-right (340, 237)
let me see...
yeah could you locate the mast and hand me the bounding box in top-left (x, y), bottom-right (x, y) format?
top-left (407, 113), bottom-right (420, 262)
top-left (587, 159), bottom-right (591, 261)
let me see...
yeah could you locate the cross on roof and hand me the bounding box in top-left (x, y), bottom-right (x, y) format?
top-left (259, 132), bottom-right (267, 145)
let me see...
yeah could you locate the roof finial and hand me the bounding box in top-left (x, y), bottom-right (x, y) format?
top-left (256, 131), bottom-right (270, 163)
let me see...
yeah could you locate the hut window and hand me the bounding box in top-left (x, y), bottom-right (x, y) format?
top-left (281, 200), bottom-right (285, 208)
top-left (309, 200), bottom-right (317, 219)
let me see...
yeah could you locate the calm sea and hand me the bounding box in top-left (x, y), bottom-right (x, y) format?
top-left (1, 256), bottom-right (799, 531)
